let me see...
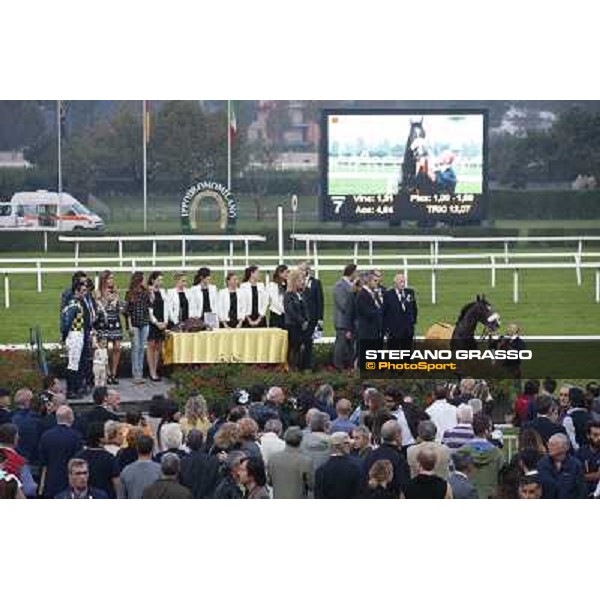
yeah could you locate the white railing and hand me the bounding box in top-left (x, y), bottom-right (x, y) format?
top-left (58, 234), bottom-right (267, 268)
top-left (290, 233), bottom-right (600, 269)
top-left (2, 261), bottom-right (600, 309)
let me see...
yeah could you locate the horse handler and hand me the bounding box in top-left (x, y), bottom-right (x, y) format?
top-left (383, 272), bottom-right (418, 351)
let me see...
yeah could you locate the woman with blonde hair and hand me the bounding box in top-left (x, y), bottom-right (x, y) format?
top-left (165, 272), bottom-right (193, 327)
top-left (103, 420), bottom-right (125, 456)
top-left (209, 422), bottom-right (239, 458)
top-left (180, 395), bottom-right (211, 438)
top-left (283, 269), bottom-right (309, 370)
top-left (364, 459), bottom-right (396, 499)
top-left (95, 269), bottom-right (124, 384)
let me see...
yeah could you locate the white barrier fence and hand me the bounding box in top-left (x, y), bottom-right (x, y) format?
top-left (2, 261), bottom-right (600, 309)
top-left (58, 234), bottom-right (267, 267)
top-left (291, 233), bottom-right (600, 268)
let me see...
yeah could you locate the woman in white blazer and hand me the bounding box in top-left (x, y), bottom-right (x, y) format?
top-left (190, 267), bottom-right (219, 320)
top-left (217, 272), bottom-right (245, 328)
top-left (165, 272), bottom-right (193, 327)
top-left (266, 264), bottom-right (289, 329)
top-left (239, 265), bottom-right (268, 328)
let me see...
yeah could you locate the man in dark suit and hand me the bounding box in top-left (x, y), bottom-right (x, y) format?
top-left (39, 406), bottom-right (84, 498)
top-left (333, 264), bottom-right (357, 371)
top-left (81, 387), bottom-right (120, 436)
top-left (522, 395), bottom-right (567, 447)
top-left (363, 420), bottom-right (410, 498)
top-left (299, 262), bottom-right (323, 370)
top-left (356, 272), bottom-right (384, 351)
top-left (315, 432), bottom-right (362, 499)
top-left (383, 272), bottom-right (418, 351)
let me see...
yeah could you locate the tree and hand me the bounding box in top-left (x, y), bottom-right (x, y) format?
top-left (0, 101), bottom-right (46, 151)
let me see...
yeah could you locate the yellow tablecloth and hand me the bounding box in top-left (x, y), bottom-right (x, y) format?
top-left (162, 328), bottom-right (288, 365)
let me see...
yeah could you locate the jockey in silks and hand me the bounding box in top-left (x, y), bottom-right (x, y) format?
top-left (61, 280), bottom-right (87, 399)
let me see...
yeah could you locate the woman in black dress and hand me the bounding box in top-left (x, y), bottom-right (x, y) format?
top-left (283, 269), bottom-right (310, 370)
top-left (95, 270), bottom-right (124, 385)
top-left (146, 271), bottom-right (167, 382)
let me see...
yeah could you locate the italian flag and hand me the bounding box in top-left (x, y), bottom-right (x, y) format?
top-left (229, 100), bottom-right (237, 144)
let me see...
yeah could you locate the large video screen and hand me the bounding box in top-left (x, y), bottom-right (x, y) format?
top-left (320, 109), bottom-right (487, 223)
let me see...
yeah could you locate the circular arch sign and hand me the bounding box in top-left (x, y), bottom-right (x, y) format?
top-left (181, 181), bottom-right (237, 232)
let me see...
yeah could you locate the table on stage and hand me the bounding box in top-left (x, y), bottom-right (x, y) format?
top-left (162, 328), bottom-right (288, 365)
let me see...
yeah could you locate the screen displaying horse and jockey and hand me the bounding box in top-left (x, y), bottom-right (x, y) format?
top-left (321, 109), bottom-right (487, 222)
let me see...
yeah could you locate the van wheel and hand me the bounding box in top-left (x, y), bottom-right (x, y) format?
top-left (73, 226), bottom-right (84, 231)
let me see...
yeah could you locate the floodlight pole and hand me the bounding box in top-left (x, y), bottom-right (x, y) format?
top-left (142, 100), bottom-right (148, 233)
top-left (57, 100), bottom-right (62, 232)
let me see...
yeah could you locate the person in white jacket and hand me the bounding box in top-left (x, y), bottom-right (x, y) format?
top-left (266, 264), bottom-right (289, 329)
top-left (218, 272), bottom-right (245, 328)
top-left (190, 267), bottom-right (218, 321)
top-left (239, 265), bottom-right (268, 328)
top-left (165, 272), bottom-right (193, 327)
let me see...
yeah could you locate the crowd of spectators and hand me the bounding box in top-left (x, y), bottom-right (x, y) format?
top-left (1, 378), bottom-right (599, 500)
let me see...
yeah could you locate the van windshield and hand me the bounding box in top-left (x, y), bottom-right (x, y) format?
top-left (72, 201), bottom-right (94, 216)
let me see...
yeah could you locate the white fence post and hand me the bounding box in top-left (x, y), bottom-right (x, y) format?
top-left (4, 275), bottom-right (9, 309)
top-left (504, 241), bottom-right (509, 264)
top-left (596, 269), bottom-right (600, 303)
top-left (277, 205), bottom-right (284, 264)
top-left (513, 269), bottom-right (519, 303)
top-left (152, 240), bottom-right (157, 267)
top-left (403, 256), bottom-right (408, 282)
top-left (181, 239), bottom-right (186, 267)
top-left (37, 261), bottom-right (42, 293)
top-left (490, 255), bottom-right (496, 288)
top-left (75, 242), bottom-right (80, 267)
top-left (431, 269), bottom-right (437, 304)
top-left (118, 240), bottom-right (123, 267)
top-left (575, 255), bottom-right (582, 286)
top-left (313, 241), bottom-right (320, 279)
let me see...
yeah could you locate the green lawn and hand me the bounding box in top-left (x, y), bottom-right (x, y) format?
top-left (1, 257), bottom-right (599, 344)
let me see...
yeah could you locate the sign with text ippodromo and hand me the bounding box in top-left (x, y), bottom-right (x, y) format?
top-left (181, 181), bottom-right (237, 232)
top-left (359, 340), bottom-right (600, 380)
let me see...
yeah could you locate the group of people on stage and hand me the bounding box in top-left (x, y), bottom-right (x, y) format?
top-left (59, 262), bottom-right (325, 396)
top-left (333, 265), bottom-right (418, 371)
top-left (58, 261), bottom-right (420, 394)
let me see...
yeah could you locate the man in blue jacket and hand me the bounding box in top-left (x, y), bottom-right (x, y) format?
top-left (54, 457), bottom-right (108, 499)
top-left (537, 433), bottom-right (586, 499)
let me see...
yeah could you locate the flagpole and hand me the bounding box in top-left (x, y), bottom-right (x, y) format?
top-left (143, 100), bottom-right (148, 233)
top-left (227, 100), bottom-right (232, 190)
top-left (56, 100), bottom-right (62, 232)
